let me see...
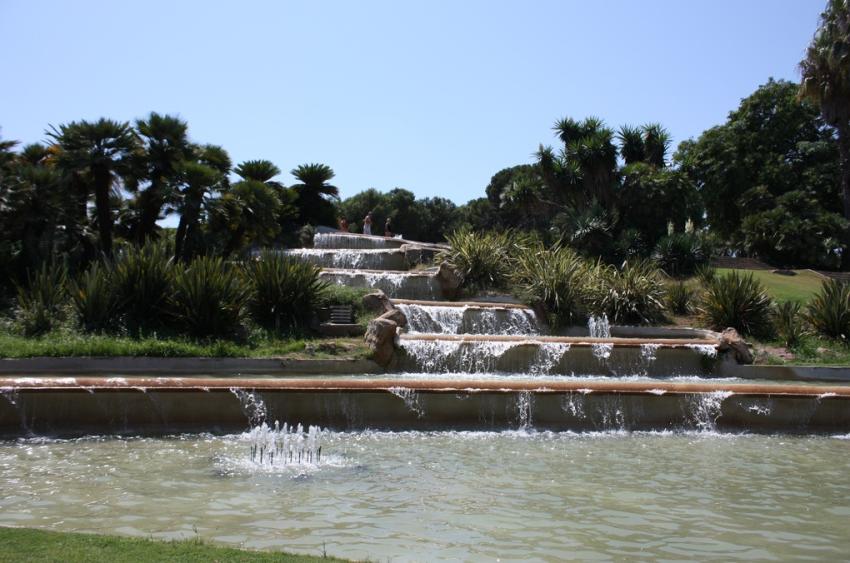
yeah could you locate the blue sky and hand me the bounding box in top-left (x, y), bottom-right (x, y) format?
top-left (0, 0), bottom-right (823, 206)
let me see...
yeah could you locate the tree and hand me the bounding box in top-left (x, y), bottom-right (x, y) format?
top-left (290, 163), bottom-right (339, 227)
top-left (48, 119), bottom-right (139, 257)
top-left (677, 79), bottom-right (840, 250)
top-left (132, 113), bottom-right (191, 244)
top-left (800, 0), bottom-right (850, 219)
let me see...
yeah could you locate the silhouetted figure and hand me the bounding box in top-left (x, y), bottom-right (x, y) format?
top-left (384, 218), bottom-right (394, 238)
top-left (363, 212), bottom-right (373, 235)
top-left (338, 217), bottom-right (349, 232)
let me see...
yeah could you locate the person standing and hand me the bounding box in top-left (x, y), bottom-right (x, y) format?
top-left (363, 212), bottom-right (373, 235)
top-left (384, 217), bottom-right (394, 238)
top-left (338, 217), bottom-right (349, 232)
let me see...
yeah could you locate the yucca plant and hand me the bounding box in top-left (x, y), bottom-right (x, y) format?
top-left (695, 264), bottom-right (717, 285)
top-left (589, 259), bottom-right (667, 325)
top-left (698, 271), bottom-right (772, 336)
top-left (667, 281), bottom-right (694, 316)
top-left (170, 256), bottom-right (249, 338)
top-left (773, 301), bottom-right (808, 348)
top-left (438, 229), bottom-right (528, 292)
top-left (244, 251), bottom-right (328, 332)
top-left (16, 261), bottom-right (68, 336)
top-left (806, 279), bottom-right (850, 340)
top-left (68, 261), bottom-right (121, 332)
top-left (512, 245), bottom-right (590, 328)
top-left (112, 242), bottom-right (175, 332)
top-left (652, 233), bottom-right (709, 277)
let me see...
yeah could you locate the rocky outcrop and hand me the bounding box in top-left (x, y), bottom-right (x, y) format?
top-left (718, 328), bottom-right (754, 364)
top-left (365, 316), bottom-right (399, 367)
top-left (362, 290), bottom-right (394, 315)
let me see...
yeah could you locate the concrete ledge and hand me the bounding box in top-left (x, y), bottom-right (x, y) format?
top-left (718, 363), bottom-right (850, 383)
top-left (0, 357), bottom-right (384, 376)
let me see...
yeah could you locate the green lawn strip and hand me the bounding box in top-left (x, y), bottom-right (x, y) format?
top-left (753, 335), bottom-right (850, 366)
top-left (716, 268), bottom-right (823, 303)
top-left (0, 527), bottom-right (348, 563)
top-left (0, 332), bottom-right (369, 359)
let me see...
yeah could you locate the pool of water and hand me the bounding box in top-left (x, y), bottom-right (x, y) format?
top-left (1, 430), bottom-right (848, 561)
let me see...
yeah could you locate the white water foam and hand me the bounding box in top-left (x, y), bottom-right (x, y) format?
top-left (687, 391), bottom-right (733, 431)
top-left (398, 339), bottom-right (521, 373)
top-left (388, 387), bottom-right (425, 418)
top-left (397, 303), bottom-right (540, 335)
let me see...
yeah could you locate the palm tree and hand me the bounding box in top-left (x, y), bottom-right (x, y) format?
top-left (642, 123), bottom-right (671, 168)
top-left (234, 160), bottom-right (284, 188)
top-left (48, 119), bottom-right (139, 257)
top-left (290, 163), bottom-right (339, 226)
top-left (133, 113), bottom-right (191, 244)
top-left (617, 125), bottom-right (645, 165)
top-left (173, 144), bottom-right (231, 261)
top-left (800, 0), bottom-right (850, 219)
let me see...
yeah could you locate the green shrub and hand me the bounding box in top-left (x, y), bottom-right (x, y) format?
top-left (244, 251), bottom-right (327, 332)
top-left (438, 229), bottom-right (532, 292)
top-left (170, 256), bottom-right (249, 338)
top-left (68, 262), bottom-right (121, 333)
top-left (299, 224), bottom-right (316, 248)
top-left (773, 301), bottom-right (807, 348)
top-left (512, 245), bottom-right (589, 328)
top-left (588, 260), bottom-right (667, 325)
top-left (16, 261), bottom-right (68, 336)
top-left (652, 233), bottom-right (709, 277)
top-left (319, 284), bottom-right (371, 322)
top-left (667, 281), bottom-right (694, 315)
top-left (698, 271), bottom-right (772, 336)
top-left (806, 279), bottom-right (850, 340)
top-left (695, 264), bottom-right (717, 285)
top-left (112, 243), bottom-right (175, 332)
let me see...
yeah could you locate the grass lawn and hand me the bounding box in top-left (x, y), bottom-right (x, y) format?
top-left (0, 527), bottom-right (349, 562)
top-left (0, 331), bottom-right (370, 360)
top-left (715, 268), bottom-right (824, 303)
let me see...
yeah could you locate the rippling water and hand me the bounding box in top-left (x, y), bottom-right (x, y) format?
top-left (1, 430), bottom-right (848, 561)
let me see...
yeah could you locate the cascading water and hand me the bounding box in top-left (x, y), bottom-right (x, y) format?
top-left (588, 314), bottom-right (613, 362)
top-left (313, 232), bottom-right (404, 249)
top-left (230, 389), bottom-right (267, 426)
top-left (397, 303), bottom-right (540, 335)
top-left (398, 339), bottom-right (522, 373)
top-left (320, 270), bottom-right (442, 300)
top-left (280, 248), bottom-right (406, 270)
top-left (528, 342), bottom-right (571, 375)
top-left (388, 387), bottom-right (425, 418)
top-left (247, 421), bottom-right (323, 466)
top-left (687, 391), bottom-right (733, 431)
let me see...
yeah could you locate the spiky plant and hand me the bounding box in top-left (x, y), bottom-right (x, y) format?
top-left (16, 261), bottom-right (68, 336)
top-left (244, 251), bottom-right (327, 333)
top-left (588, 259), bottom-right (667, 325)
top-left (112, 242), bottom-right (175, 332)
top-left (170, 256), bottom-right (249, 338)
top-left (667, 281), bottom-right (695, 316)
top-left (806, 279), bottom-right (850, 340)
top-left (512, 245), bottom-right (590, 328)
top-left (698, 271), bottom-right (773, 336)
top-left (652, 233), bottom-right (709, 277)
top-left (773, 301), bottom-right (808, 348)
top-left (695, 264), bottom-right (717, 285)
top-left (68, 261), bottom-right (121, 332)
top-left (438, 229), bottom-right (530, 293)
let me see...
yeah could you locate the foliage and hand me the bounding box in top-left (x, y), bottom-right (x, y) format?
top-left (772, 301), bottom-right (808, 348)
top-left (587, 260), bottom-right (667, 325)
top-left (695, 264), bottom-right (717, 285)
top-left (318, 284), bottom-right (372, 324)
top-left (652, 232), bottom-right (710, 277)
top-left (68, 262), bottom-right (120, 332)
top-left (806, 279), bottom-right (850, 340)
top-left (512, 245), bottom-right (590, 327)
top-left (698, 271), bottom-right (773, 336)
top-left (438, 229), bottom-right (530, 292)
top-left (291, 163), bottom-right (339, 228)
top-left (667, 281), bottom-right (694, 315)
top-left (244, 251), bottom-right (327, 332)
top-left (112, 242), bottom-right (175, 332)
top-left (15, 261), bottom-right (68, 336)
top-left (169, 256), bottom-right (248, 338)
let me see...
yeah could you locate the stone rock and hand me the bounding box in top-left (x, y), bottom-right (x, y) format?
top-left (437, 262), bottom-right (463, 299)
top-left (362, 290), bottom-right (393, 314)
top-left (380, 307), bottom-right (408, 329)
top-left (365, 317), bottom-right (398, 367)
top-left (718, 328), bottom-right (753, 364)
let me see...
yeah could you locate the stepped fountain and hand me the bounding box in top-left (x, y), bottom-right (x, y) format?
top-left (2, 229), bottom-right (850, 560)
